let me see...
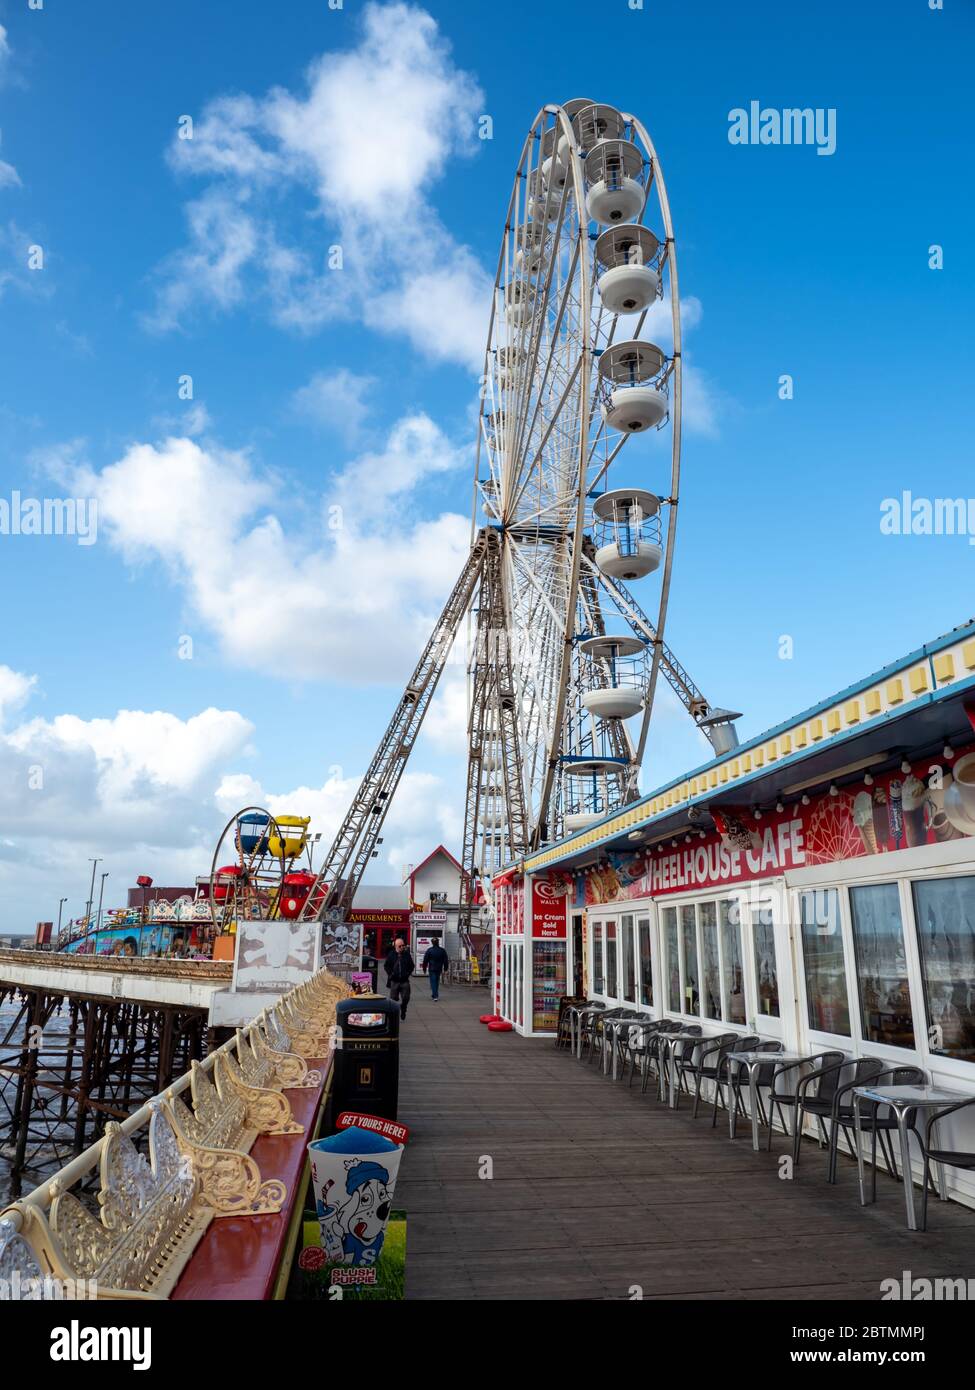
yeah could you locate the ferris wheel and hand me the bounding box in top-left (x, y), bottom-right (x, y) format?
top-left (467, 99), bottom-right (685, 894)
top-left (298, 99), bottom-right (740, 943)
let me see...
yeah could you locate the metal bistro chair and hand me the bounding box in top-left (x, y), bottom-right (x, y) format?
top-left (726, 1040), bottom-right (784, 1132)
top-left (622, 1019), bottom-right (664, 1087)
top-left (618, 1017), bottom-right (660, 1086)
top-left (651, 1020), bottom-right (688, 1098)
top-left (575, 1002), bottom-right (607, 1061)
top-left (919, 1095), bottom-right (975, 1231)
top-left (592, 1008), bottom-right (641, 1073)
top-left (709, 1035), bottom-right (761, 1127)
top-left (791, 1055), bottom-right (884, 1178)
top-left (831, 1064), bottom-right (927, 1190)
top-left (623, 1023), bottom-right (675, 1095)
top-left (765, 1051), bottom-right (846, 1153)
top-left (602, 1010), bottom-right (649, 1080)
top-left (556, 998), bottom-right (589, 1051)
top-left (586, 1004), bottom-right (627, 1066)
top-left (665, 1025), bottom-right (703, 1105)
top-left (673, 1032), bottom-right (738, 1118)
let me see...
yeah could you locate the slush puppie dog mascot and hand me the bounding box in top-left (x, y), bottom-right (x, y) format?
top-left (317, 1157), bottom-right (393, 1265)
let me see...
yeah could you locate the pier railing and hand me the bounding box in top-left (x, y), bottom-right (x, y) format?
top-left (0, 968), bottom-right (350, 1300)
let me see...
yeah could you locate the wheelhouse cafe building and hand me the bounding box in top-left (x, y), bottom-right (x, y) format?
top-left (493, 620), bottom-right (975, 1208)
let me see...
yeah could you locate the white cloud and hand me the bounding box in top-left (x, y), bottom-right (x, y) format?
top-left (218, 764), bottom-right (461, 886)
top-left (149, 2), bottom-right (491, 369)
top-left (0, 697), bottom-right (256, 929)
top-left (420, 665), bottom-right (468, 755)
top-left (0, 33), bottom-right (22, 197)
top-left (292, 368), bottom-right (376, 443)
top-left (145, 190), bottom-right (259, 333)
top-left (681, 359), bottom-right (721, 439)
top-left (0, 665), bottom-right (36, 727)
top-left (64, 412), bottom-right (471, 684)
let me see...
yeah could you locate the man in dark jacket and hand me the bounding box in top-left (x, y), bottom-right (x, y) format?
top-left (422, 941), bottom-right (449, 999)
top-left (384, 938), bottom-right (415, 1019)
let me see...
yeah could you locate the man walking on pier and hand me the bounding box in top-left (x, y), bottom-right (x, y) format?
top-left (422, 940), bottom-right (449, 999)
top-left (385, 937), bottom-right (415, 1020)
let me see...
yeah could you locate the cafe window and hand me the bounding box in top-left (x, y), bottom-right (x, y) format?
top-left (593, 920), bottom-right (604, 995)
top-left (638, 916), bottom-right (653, 1007)
top-left (913, 875), bottom-right (975, 1063)
top-left (664, 906), bottom-right (681, 1012)
top-left (700, 900), bottom-right (721, 1020)
top-left (800, 888), bottom-right (851, 1036)
top-left (621, 914), bottom-right (636, 1002)
top-left (753, 904), bottom-right (780, 1018)
top-left (719, 898), bottom-right (747, 1024)
top-left (605, 919), bottom-right (618, 998)
top-left (680, 904), bottom-right (699, 1015)
top-left (850, 882), bottom-right (915, 1049)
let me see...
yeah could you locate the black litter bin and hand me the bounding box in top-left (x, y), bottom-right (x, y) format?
top-left (330, 995), bottom-right (400, 1123)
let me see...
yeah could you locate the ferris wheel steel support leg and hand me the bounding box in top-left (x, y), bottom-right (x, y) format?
top-left (458, 535), bottom-right (530, 938)
top-left (300, 534), bottom-right (489, 919)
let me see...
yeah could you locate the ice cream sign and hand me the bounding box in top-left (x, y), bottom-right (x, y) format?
top-left (532, 877), bottom-right (569, 937)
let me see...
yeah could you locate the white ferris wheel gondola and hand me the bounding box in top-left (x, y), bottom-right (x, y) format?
top-left (592, 488), bottom-right (663, 580)
top-left (595, 224), bottom-right (662, 315)
top-left (598, 340), bottom-right (669, 434)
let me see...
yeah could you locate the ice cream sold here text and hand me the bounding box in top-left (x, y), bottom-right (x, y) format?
top-left (492, 621), bottom-right (975, 1208)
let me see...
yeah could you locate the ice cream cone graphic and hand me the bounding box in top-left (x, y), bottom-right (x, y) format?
top-left (902, 774), bottom-right (926, 847)
top-left (853, 791), bottom-right (878, 853)
top-left (888, 778), bottom-right (904, 849)
top-left (872, 787), bottom-right (888, 852)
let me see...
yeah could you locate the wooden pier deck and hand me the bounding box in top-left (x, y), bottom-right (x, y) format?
top-left (395, 985), bottom-right (975, 1301)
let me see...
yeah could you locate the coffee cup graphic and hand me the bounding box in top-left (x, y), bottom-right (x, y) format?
top-left (953, 753), bottom-right (975, 819)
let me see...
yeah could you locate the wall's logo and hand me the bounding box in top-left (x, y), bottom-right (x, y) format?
top-left (728, 101), bottom-right (836, 156)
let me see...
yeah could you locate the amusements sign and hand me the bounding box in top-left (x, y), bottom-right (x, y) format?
top-left (578, 752), bottom-right (975, 904)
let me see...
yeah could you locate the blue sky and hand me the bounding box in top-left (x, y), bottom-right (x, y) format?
top-left (0, 0), bottom-right (972, 931)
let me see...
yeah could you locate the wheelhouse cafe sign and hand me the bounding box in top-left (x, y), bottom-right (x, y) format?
top-left (575, 754), bottom-right (973, 906)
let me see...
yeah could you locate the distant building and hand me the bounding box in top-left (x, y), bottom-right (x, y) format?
top-left (126, 885), bottom-right (194, 909)
top-left (347, 883), bottom-right (411, 964)
top-left (347, 847), bottom-right (467, 964)
top-left (403, 845), bottom-right (464, 960)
